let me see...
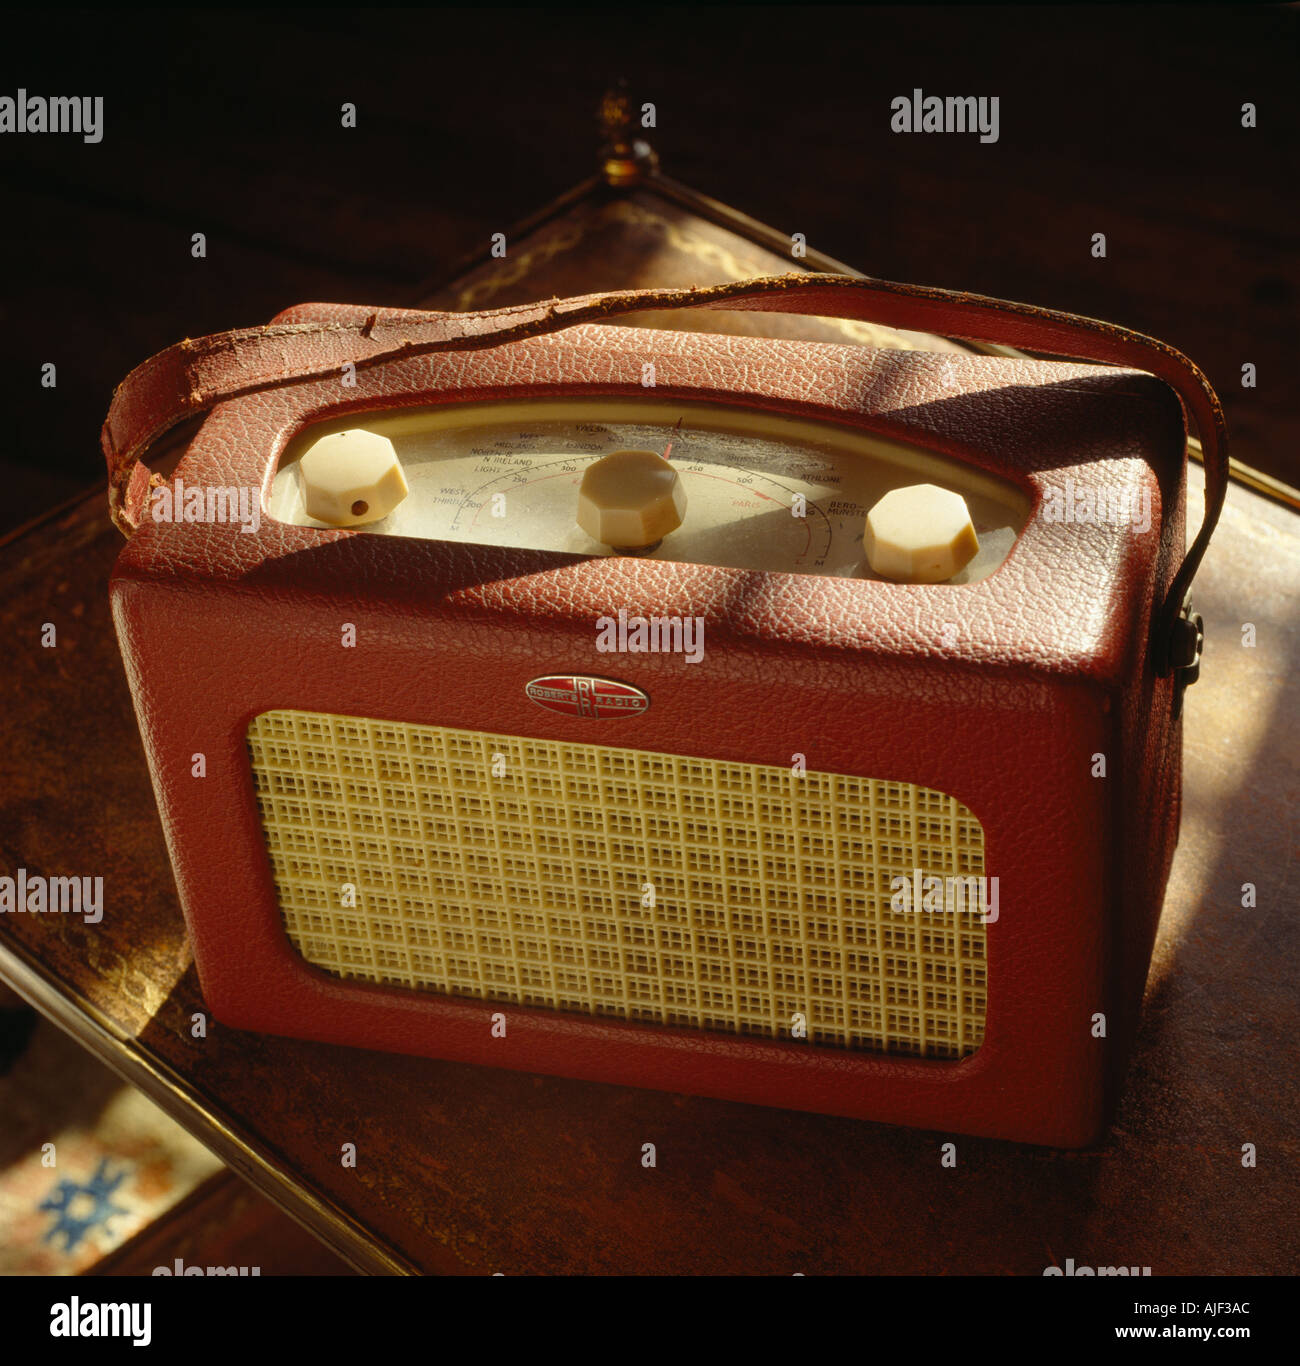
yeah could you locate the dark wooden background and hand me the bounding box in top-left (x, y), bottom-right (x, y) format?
top-left (1, 5), bottom-right (1296, 535)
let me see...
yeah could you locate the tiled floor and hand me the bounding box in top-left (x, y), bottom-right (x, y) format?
top-left (0, 1002), bottom-right (350, 1275)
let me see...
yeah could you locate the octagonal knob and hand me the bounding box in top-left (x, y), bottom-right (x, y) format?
top-left (577, 448), bottom-right (686, 551)
top-left (298, 429), bottom-right (409, 527)
top-left (863, 483), bottom-right (979, 583)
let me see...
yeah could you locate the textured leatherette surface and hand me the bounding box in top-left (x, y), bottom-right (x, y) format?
top-left (108, 286), bottom-right (1191, 1146)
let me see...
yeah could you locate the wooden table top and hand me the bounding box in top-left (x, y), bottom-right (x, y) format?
top-left (1, 179), bottom-right (1296, 1275)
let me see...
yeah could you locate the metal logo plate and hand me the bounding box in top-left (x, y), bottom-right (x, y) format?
top-left (524, 676), bottom-right (649, 719)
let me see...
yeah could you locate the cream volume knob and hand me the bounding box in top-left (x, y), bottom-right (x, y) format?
top-left (298, 429), bottom-right (409, 527)
top-left (577, 448), bottom-right (687, 552)
top-left (863, 483), bottom-right (979, 583)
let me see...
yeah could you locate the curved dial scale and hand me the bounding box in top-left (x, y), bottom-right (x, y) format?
top-left (268, 398), bottom-right (1029, 584)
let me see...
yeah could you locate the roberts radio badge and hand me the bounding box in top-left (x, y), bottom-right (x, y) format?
top-left (524, 675), bottom-right (650, 719)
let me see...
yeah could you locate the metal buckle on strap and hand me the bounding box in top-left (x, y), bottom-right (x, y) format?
top-left (1170, 593), bottom-right (1204, 719)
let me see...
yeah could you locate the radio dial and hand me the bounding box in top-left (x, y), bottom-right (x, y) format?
top-left (576, 448), bottom-right (687, 552)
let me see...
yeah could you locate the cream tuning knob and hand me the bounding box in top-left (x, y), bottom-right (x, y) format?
top-left (577, 448), bottom-right (686, 551)
top-left (863, 483), bottom-right (979, 583)
top-left (298, 429), bottom-right (409, 527)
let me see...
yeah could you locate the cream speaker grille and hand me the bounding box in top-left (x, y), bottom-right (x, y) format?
top-left (246, 709), bottom-right (989, 1058)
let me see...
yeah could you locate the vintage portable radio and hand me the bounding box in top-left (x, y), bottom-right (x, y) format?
top-left (102, 274), bottom-right (1224, 1147)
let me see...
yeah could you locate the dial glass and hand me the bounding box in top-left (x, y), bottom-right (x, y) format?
top-left (268, 398), bottom-right (1030, 583)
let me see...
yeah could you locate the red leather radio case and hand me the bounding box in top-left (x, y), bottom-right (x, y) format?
top-left (102, 275), bottom-right (1225, 1147)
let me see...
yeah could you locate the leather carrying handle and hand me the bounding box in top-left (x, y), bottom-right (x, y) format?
top-left (102, 272), bottom-right (1226, 674)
